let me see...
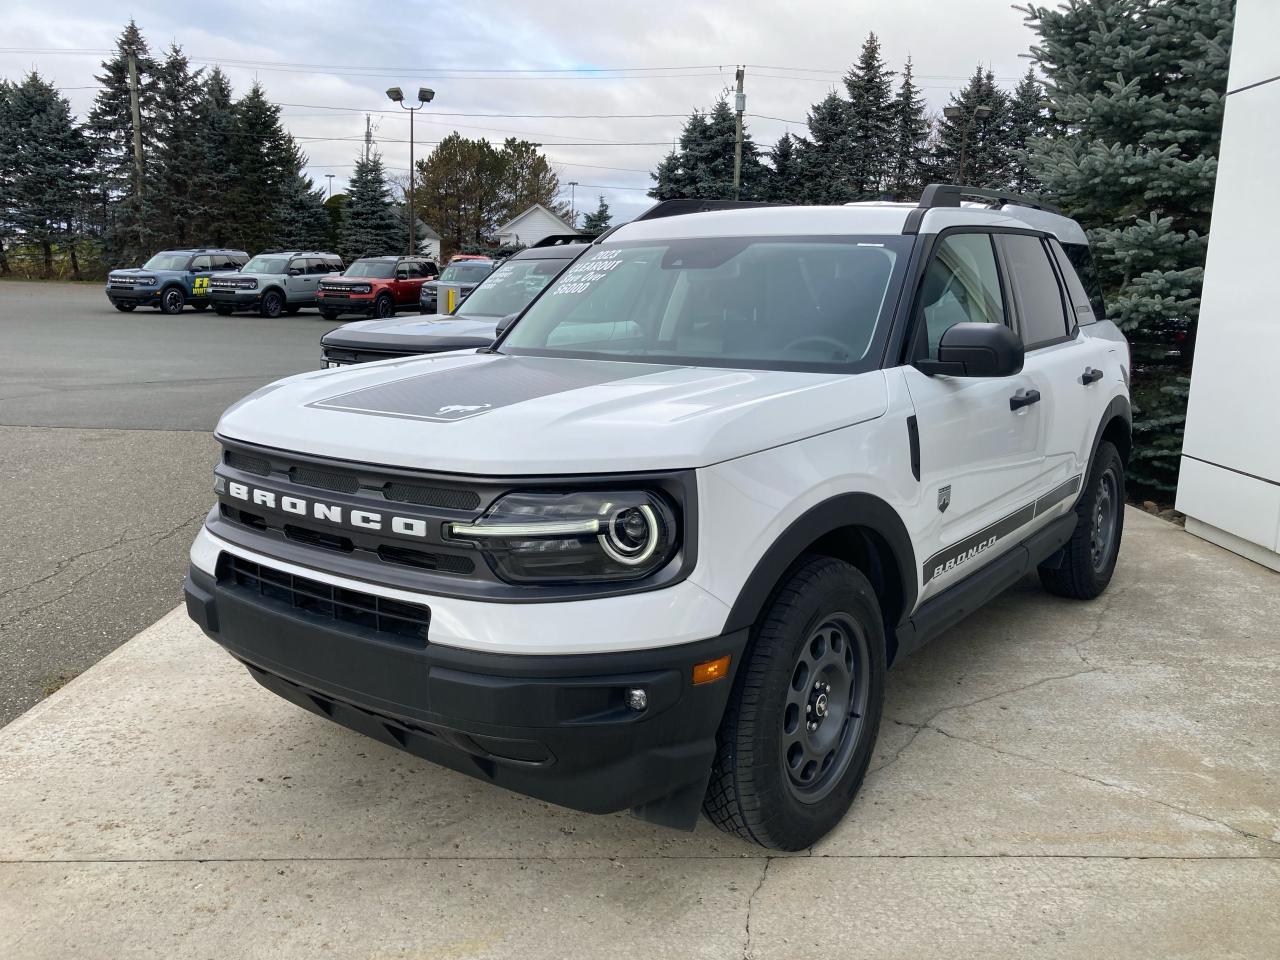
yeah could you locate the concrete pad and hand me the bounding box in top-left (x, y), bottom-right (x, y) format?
top-left (1, 508), bottom-right (1278, 957)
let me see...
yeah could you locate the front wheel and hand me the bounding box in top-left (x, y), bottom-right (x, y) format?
top-left (259, 290), bottom-right (284, 319)
top-left (159, 287), bottom-right (185, 315)
top-left (1038, 440), bottom-right (1125, 600)
top-left (374, 294), bottom-right (395, 319)
top-left (704, 556), bottom-right (885, 850)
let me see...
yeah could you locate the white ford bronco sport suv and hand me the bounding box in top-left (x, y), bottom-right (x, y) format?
top-left (185, 185), bottom-right (1131, 850)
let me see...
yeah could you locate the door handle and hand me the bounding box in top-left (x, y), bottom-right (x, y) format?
top-left (1010, 388), bottom-right (1041, 411)
top-left (1081, 367), bottom-right (1104, 385)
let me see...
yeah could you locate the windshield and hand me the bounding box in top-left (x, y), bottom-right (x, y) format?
top-left (142, 253), bottom-right (191, 271)
top-left (344, 260), bottom-right (396, 278)
top-left (456, 258), bottom-right (567, 318)
top-left (500, 237), bottom-right (910, 370)
top-left (241, 256), bottom-right (290, 275)
top-left (439, 261), bottom-right (495, 283)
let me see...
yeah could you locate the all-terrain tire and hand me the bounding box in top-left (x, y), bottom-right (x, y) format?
top-left (374, 294), bottom-right (395, 319)
top-left (704, 556), bottom-right (886, 850)
top-left (1038, 440), bottom-right (1125, 600)
top-left (159, 286), bottom-right (185, 315)
top-left (260, 290), bottom-right (284, 318)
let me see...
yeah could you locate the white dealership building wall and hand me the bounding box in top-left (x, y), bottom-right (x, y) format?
top-left (1176, 0), bottom-right (1280, 573)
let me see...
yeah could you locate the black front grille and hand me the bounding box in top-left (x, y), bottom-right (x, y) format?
top-left (219, 554), bottom-right (430, 645)
top-left (225, 450), bottom-right (271, 476)
top-left (383, 481), bottom-right (480, 511)
top-left (289, 465), bottom-right (359, 493)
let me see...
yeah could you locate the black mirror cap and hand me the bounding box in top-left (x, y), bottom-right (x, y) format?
top-left (917, 322), bottom-right (1024, 378)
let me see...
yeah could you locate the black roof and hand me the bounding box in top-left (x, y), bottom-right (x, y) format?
top-left (254, 249), bottom-right (342, 257)
top-left (509, 242), bottom-right (590, 261)
top-left (352, 254), bottom-right (432, 262)
top-left (160, 247), bottom-right (248, 254)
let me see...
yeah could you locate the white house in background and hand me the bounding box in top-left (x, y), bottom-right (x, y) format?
top-left (1176, 0), bottom-right (1280, 572)
top-left (496, 204), bottom-right (579, 248)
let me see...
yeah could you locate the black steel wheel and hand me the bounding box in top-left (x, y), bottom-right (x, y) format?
top-left (374, 294), bottom-right (395, 319)
top-left (704, 555), bottom-right (886, 850)
top-left (1039, 440), bottom-right (1125, 600)
top-left (260, 290), bottom-right (284, 318)
top-left (781, 614), bottom-right (871, 803)
top-left (159, 286), bottom-right (185, 315)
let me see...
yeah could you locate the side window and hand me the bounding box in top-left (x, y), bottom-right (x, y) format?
top-left (1057, 241), bottom-right (1105, 322)
top-left (214, 254), bottom-right (238, 270)
top-left (917, 232), bottom-right (1005, 359)
top-left (422, 261), bottom-right (439, 278)
top-left (327, 258), bottom-right (344, 273)
top-left (1047, 240), bottom-right (1098, 325)
top-left (189, 255), bottom-right (212, 271)
top-left (309, 258), bottom-right (329, 275)
top-left (999, 234), bottom-right (1071, 349)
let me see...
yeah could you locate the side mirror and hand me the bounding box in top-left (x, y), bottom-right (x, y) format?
top-left (495, 313), bottom-right (519, 337)
top-left (916, 322), bottom-right (1023, 378)
top-left (288, 267), bottom-right (302, 276)
top-left (396, 270), bottom-right (409, 280)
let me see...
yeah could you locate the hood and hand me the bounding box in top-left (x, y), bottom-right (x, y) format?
top-left (217, 353), bottom-right (888, 475)
top-left (109, 267), bottom-right (157, 278)
top-left (322, 314), bottom-right (499, 349)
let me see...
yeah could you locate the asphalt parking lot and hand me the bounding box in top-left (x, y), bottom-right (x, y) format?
top-left (1, 508), bottom-right (1276, 958)
top-left (0, 281), bottom-right (342, 723)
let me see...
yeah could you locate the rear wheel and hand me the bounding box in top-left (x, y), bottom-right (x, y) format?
top-left (159, 287), bottom-right (185, 315)
top-left (259, 290), bottom-right (284, 319)
top-left (704, 556), bottom-right (885, 850)
top-left (114, 303), bottom-right (136, 312)
top-left (1038, 440), bottom-right (1125, 600)
top-left (374, 294), bottom-right (395, 319)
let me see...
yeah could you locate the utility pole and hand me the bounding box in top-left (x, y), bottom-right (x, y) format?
top-left (567, 181), bottom-right (579, 224)
top-left (732, 66), bottom-right (746, 200)
top-left (126, 48), bottom-right (145, 202)
top-left (363, 115), bottom-right (372, 162)
top-left (326, 174), bottom-right (335, 198)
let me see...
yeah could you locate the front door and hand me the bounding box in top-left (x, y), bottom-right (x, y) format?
top-left (901, 230), bottom-right (1047, 601)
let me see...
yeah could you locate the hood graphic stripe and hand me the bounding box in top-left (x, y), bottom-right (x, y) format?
top-left (310, 355), bottom-right (674, 423)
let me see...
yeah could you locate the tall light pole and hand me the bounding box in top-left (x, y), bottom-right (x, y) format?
top-left (386, 86), bottom-right (435, 255)
top-left (567, 181), bottom-right (579, 225)
top-left (943, 103), bottom-right (992, 184)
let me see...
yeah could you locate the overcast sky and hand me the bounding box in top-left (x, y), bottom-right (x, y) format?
top-left (2, 0), bottom-right (1038, 224)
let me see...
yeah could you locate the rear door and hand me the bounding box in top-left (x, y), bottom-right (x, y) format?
top-left (900, 230), bottom-right (1047, 600)
top-left (996, 233), bottom-right (1097, 507)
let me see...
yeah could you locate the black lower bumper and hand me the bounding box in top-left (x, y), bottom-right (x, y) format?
top-left (184, 564), bottom-right (745, 829)
top-left (316, 296), bottom-right (375, 316)
top-left (208, 291), bottom-right (261, 310)
top-left (106, 290), bottom-right (161, 307)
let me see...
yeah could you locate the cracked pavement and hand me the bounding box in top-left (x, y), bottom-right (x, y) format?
top-left (1, 508), bottom-right (1277, 958)
top-left (0, 282), bottom-right (342, 724)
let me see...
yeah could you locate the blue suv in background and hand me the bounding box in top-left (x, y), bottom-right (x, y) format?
top-left (105, 248), bottom-right (249, 315)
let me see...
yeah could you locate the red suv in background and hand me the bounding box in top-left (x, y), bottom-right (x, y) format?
top-left (317, 256), bottom-right (438, 320)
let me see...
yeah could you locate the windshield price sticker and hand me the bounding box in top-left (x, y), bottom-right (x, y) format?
top-left (552, 250), bottom-right (623, 296)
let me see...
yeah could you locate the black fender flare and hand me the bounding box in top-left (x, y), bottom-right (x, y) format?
top-left (260, 285), bottom-right (286, 303)
top-left (722, 492), bottom-right (917, 635)
top-left (1087, 394), bottom-right (1132, 477)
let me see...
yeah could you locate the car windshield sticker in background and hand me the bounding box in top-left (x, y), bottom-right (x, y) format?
top-left (550, 249), bottom-right (623, 296)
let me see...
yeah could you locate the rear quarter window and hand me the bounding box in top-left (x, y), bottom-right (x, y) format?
top-left (1054, 241), bottom-right (1105, 323)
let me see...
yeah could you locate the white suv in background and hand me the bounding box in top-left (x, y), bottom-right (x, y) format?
top-left (185, 186), bottom-right (1131, 850)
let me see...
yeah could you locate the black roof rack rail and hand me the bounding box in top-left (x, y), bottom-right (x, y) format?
top-left (631, 198), bottom-right (776, 223)
top-left (531, 234), bottom-right (589, 248)
top-left (904, 183), bottom-right (1062, 234)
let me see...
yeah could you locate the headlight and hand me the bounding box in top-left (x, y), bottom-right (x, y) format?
top-left (240, 278), bottom-right (258, 290)
top-left (138, 276), bottom-right (157, 285)
top-left (353, 283), bottom-right (372, 294)
top-left (448, 490), bottom-right (678, 583)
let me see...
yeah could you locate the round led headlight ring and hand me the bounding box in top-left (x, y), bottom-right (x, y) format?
top-left (598, 503), bottom-right (661, 566)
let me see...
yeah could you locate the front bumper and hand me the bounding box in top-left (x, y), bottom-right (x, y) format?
top-left (317, 292), bottom-right (376, 315)
top-left (209, 289), bottom-right (261, 310)
top-left (106, 287), bottom-right (161, 306)
top-left (184, 559), bottom-right (745, 828)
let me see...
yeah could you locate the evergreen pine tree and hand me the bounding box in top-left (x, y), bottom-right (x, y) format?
top-left (1024, 0), bottom-right (1233, 496)
top-left (338, 153), bottom-right (403, 262)
top-left (581, 195), bottom-right (612, 234)
top-left (190, 68), bottom-right (237, 247)
top-left (887, 58), bottom-right (932, 200)
top-left (765, 132), bottom-right (804, 203)
top-left (499, 138), bottom-right (570, 223)
top-left (227, 82), bottom-right (292, 253)
top-left (932, 65), bottom-right (1011, 188)
top-left (794, 93), bottom-right (854, 204)
top-left (1006, 67), bottom-right (1047, 194)
top-left (150, 43), bottom-right (204, 248)
top-left (0, 79), bottom-right (16, 274)
top-left (1, 72), bottom-right (92, 277)
top-left (272, 174), bottom-right (331, 251)
top-left (842, 33), bottom-right (896, 198)
top-left (649, 98), bottom-right (766, 200)
top-left (87, 20), bottom-right (159, 265)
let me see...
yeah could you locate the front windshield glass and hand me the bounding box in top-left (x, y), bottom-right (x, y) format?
top-left (500, 237), bottom-right (910, 370)
top-left (344, 260), bottom-right (396, 278)
top-left (456, 258), bottom-right (566, 318)
top-left (142, 253), bottom-right (191, 271)
top-left (439, 261), bottom-right (495, 283)
top-left (241, 256), bottom-right (290, 275)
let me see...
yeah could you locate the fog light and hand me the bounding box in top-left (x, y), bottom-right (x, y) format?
top-left (625, 688), bottom-right (648, 711)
